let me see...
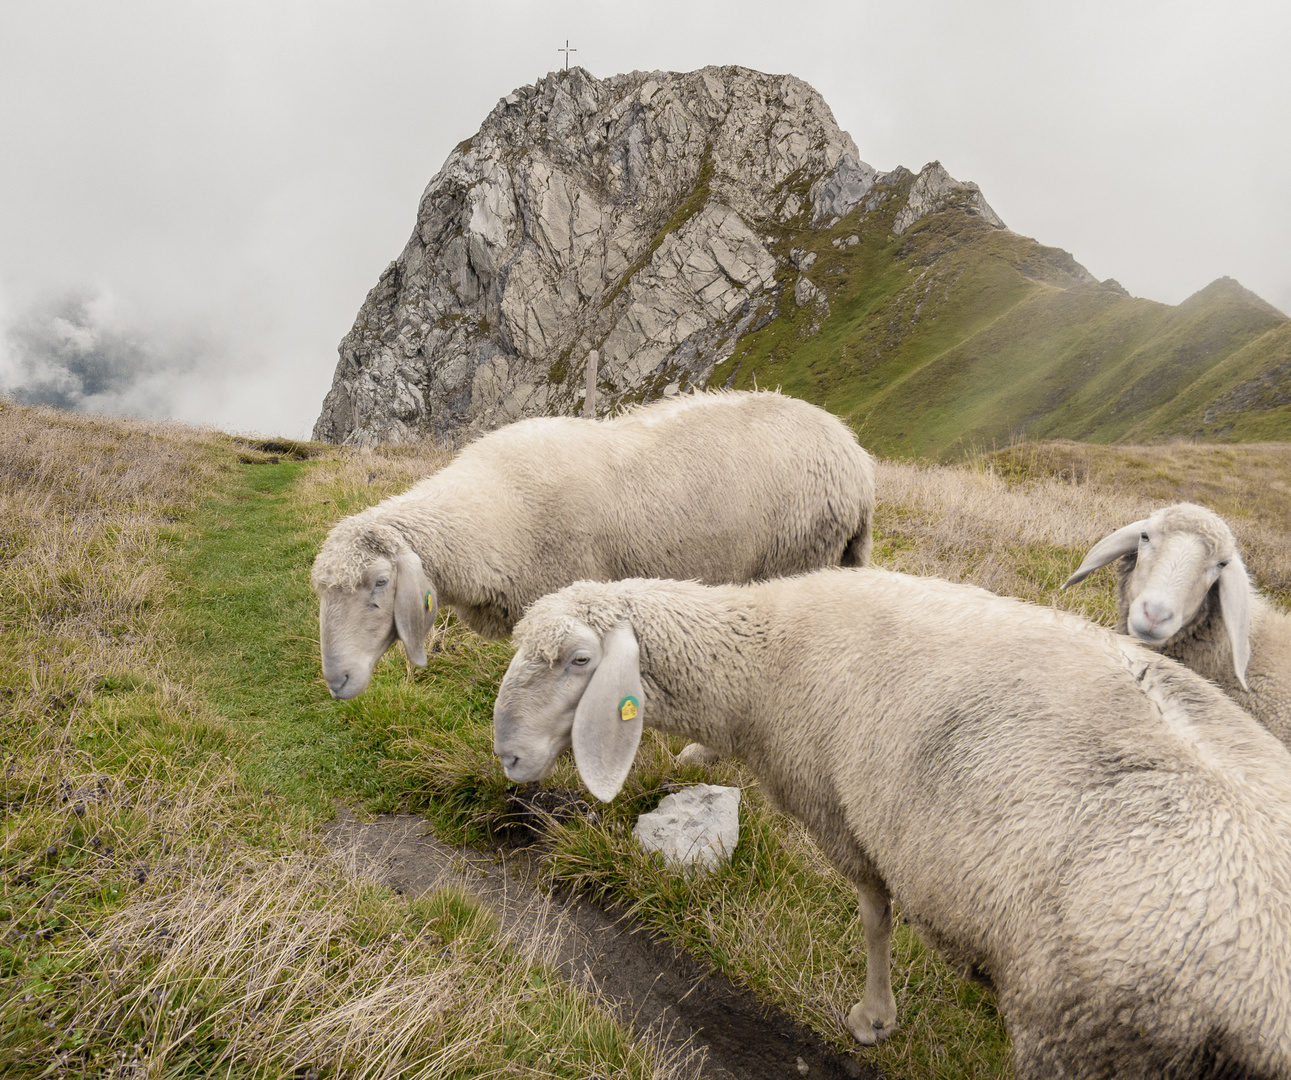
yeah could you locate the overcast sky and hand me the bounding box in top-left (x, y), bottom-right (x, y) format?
top-left (1, 0), bottom-right (1287, 438)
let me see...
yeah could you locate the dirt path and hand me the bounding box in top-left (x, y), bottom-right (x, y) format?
top-left (325, 809), bottom-right (877, 1080)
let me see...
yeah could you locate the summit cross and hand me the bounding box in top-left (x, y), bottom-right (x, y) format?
top-left (558, 39), bottom-right (576, 71)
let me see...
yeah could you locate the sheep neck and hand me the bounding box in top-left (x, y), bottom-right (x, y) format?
top-left (372, 496), bottom-right (519, 637)
top-left (630, 590), bottom-right (765, 760)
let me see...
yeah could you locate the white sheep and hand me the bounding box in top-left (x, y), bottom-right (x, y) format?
top-left (492, 569), bottom-right (1291, 1079)
top-left (1063, 502), bottom-right (1291, 748)
top-left (311, 390), bottom-right (874, 700)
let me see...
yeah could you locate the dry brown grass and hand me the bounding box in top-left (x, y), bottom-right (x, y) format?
top-left (293, 440), bottom-right (454, 537)
top-left (25, 851), bottom-right (692, 1080)
top-left (871, 440), bottom-right (1291, 618)
top-left (990, 439), bottom-right (1291, 518)
top-left (986, 440), bottom-right (1291, 603)
top-left (1, 401), bottom-right (223, 672)
top-left (1, 401), bottom-right (228, 837)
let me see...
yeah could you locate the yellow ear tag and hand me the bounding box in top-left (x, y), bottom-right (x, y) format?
top-left (424, 591), bottom-right (434, 612)
top-left (618, 695), bottom-right (639, 722)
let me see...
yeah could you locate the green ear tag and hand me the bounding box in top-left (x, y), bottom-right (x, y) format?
top-left (618, 695), bottom-right (639, 722)
top-left (424, 591), bottom-right (434, 612)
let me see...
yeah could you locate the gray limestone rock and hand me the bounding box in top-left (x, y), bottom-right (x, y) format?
top-left (312, 68), bottom-right (1007, 446)
top-left (809, 150), bottom-right (877, 224)
top-left (633, 784), bottom-right (741, 871)
top-left (794, 276), bottom-right (823, 308)
top-left (892, 161), bottom-right (1006, 236)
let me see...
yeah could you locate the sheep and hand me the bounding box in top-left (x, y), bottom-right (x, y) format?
top-left (492, 568), bottom-right (1291, 1079)
top-left (311, 390), bottom-right (875, 701)
top-left (1063, 502), bottom-right (1291, 749)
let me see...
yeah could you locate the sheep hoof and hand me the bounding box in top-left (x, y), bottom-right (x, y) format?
top-left (675, 742), bottom-right (720, 766)
top-left (845, 1002), bottom-right (897, 1045)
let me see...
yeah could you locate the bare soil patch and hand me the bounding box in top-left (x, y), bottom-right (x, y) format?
top-left (326, 807), bottom-right (876, 1080)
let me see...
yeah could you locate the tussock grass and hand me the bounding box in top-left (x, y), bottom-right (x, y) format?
top-left (10, 853), bottom-right (682, 1079)
top-left (1, 401), bottom-right (230, 863)
top-left (294, 439), bottom-right (453, 529)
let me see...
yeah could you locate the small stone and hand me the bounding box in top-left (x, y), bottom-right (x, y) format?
top-left (789, 247), bottom-right (817, 272)
top-left (794, 277), bottom-right (822, 308)
top-left (633, 784), bottom-right (740, 870)
top-left (675, 742), bottom-right (720, 766)
top-left (797, 1057), bottom-right (810, 1075)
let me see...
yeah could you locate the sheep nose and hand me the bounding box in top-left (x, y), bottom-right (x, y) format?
top-left (326, 672), bottom-right (351, 698)
top-left (1140, 597), bottom-right (1174, 631)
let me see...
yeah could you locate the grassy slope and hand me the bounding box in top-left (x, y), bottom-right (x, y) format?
top-left (0, 421), bottom-right (673, 1080)
top-left (711, 176), bottom-right (1290, 459)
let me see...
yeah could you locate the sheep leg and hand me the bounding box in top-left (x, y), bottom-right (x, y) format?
top-left (845, 880), bottom-right (898, 1044)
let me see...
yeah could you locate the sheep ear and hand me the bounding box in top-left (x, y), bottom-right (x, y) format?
top-left (572, 623), bottom-right (643, 803)
top-left (394, 549), bottom-right (436, 667)
top-left (1063, 521), bottom-right (1149, 589)
top-left (1219, 556), bottom-right (1252, 691)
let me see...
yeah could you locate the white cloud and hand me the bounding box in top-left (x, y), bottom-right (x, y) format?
top-left (0, 286), bottom-right (206, 418)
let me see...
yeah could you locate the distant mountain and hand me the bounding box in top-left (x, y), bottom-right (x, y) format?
top-left (724, 191), bottom-right (1291, 458)
top-left (313, 65), bottom-right (1290, 456)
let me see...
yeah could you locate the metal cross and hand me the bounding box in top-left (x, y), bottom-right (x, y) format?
top-left (558, 39), bottom-right (576, 71)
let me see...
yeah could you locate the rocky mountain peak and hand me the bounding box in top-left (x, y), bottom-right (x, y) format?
top-left (313, 65), bottom-right (1005, 446)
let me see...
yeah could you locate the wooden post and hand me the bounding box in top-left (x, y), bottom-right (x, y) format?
top-left (583, 349), bottom-right (598, 418)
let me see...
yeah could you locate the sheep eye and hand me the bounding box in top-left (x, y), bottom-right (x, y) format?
top-left (1216, 561), bottom-right (1229, 570)
top-left (1139, 533), bottom-right (1150, 544)
top-left (374, 577), bottom-right (389, 588)
top-left (570, 655), bottom-right (591, 668)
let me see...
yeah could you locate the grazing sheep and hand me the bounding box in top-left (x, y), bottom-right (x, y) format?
top-left (311, 390), bottom-right (874, 700)
top-left (1064, 502), bottom-right (1291, 748)
top-left (493, 569), bottom-right (1291, 1079)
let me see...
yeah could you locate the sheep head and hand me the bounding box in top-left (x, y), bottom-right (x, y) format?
top-left (1064, 503), bottom-right (1252, 689)
top-left (494, 613), bottom-right (643, 803)
top-left (311, 522), bottom-right (437, 699)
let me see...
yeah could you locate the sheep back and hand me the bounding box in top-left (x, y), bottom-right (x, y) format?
top-left (316, 390), bottom-right (874, 637)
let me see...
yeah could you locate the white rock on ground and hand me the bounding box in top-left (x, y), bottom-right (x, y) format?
top-left (633, 784), bottom-right (741, 871)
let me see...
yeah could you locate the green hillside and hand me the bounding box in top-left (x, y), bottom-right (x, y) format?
top-left (714, 171), bottom-right (1290, 459)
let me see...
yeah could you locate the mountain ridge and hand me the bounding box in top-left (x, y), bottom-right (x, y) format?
top-left (313, 65), bottom-right (1290, 456)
